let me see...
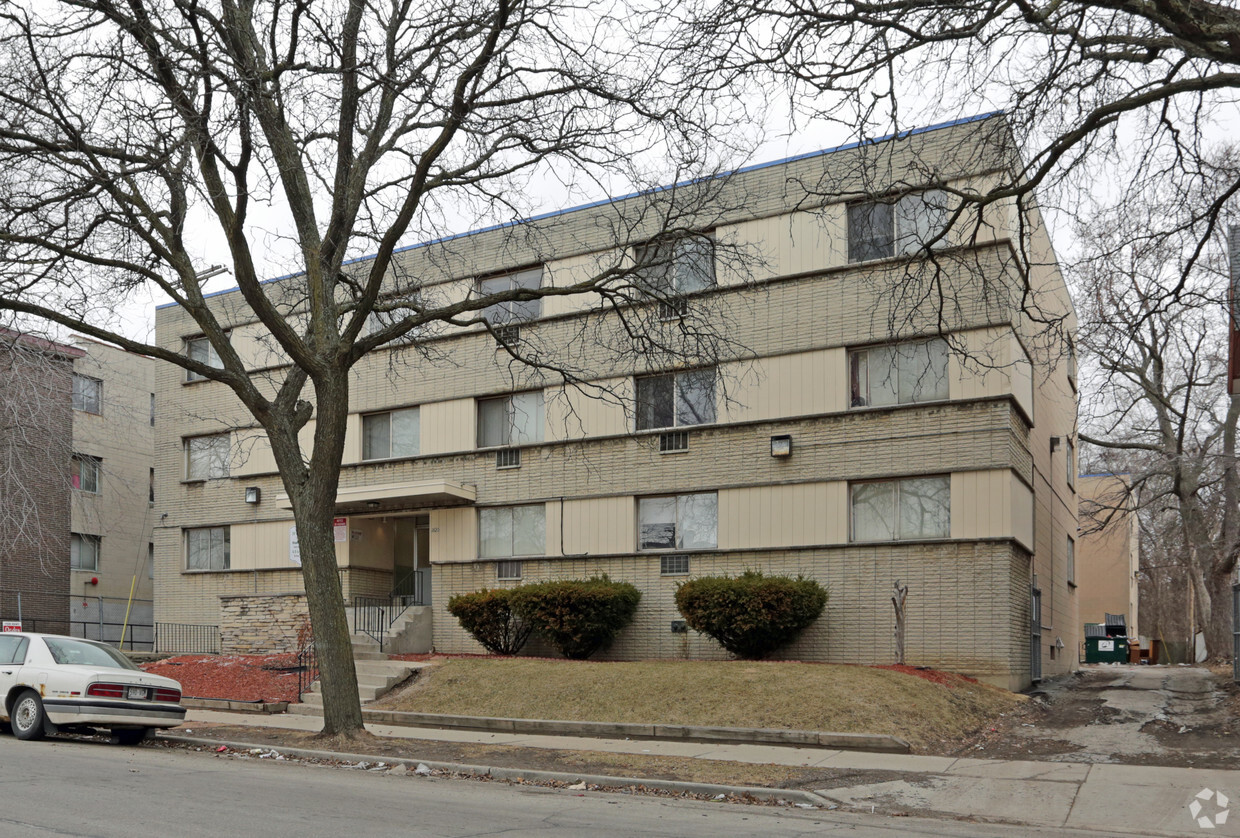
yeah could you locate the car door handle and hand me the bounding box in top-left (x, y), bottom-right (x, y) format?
top-left (1, 670), bottom-right (11, 675)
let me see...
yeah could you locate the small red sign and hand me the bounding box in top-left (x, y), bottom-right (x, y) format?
top-left (2, 621), bottom-right (22, 632)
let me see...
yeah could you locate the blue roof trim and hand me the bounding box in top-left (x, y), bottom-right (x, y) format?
top-left (157, 111), bottom-right (1003, 310)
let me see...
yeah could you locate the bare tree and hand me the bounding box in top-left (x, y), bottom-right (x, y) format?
top-left (1074, 173), bottom-right (1239, 657)
top-left (681, 0), bottom-right (1240, 312)
top-left (0, 0), bottom-right (756, 736)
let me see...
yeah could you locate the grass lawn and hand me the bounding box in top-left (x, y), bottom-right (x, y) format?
top-left (374, 658), bottom-right (1024, 750)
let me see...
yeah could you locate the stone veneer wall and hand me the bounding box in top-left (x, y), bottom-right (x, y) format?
top-left (219, 593), bottom-right (309, 654)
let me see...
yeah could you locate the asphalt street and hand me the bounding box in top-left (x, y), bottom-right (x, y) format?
top-left (0, 734), bottom-right (1141, 838)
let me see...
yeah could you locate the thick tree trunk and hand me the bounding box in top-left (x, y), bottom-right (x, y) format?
top-left (266, 371), bottom-right (364, 736)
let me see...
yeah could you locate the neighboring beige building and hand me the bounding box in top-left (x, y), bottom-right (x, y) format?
top-left (1076, 473), bottom-right (1139, 639)
top-left (153, 114), bottom-right (1079, 689)
top-left (68, 338), bottom-right (156, 646)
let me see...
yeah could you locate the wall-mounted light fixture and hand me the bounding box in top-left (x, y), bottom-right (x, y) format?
top-left (366, 501), bottom-right (381, 510)
top-left (770, 434), bottom-right (793, 458)
top-left (244, 486), bottom-right (261, 504)
top-left (1049, 436), bottom-right (1062, 453)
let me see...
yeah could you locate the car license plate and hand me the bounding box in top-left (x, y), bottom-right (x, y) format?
top-left (126, 687), bottom-right (147, 700)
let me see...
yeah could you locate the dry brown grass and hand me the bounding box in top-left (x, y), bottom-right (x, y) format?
top-left (375, 658), bottom-right (1024, 750)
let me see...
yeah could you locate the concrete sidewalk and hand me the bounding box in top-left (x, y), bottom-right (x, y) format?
top-left (181, 709), bottom-right (1240, 836)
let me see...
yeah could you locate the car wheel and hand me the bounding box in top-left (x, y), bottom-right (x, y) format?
top-left (11, 690), bottom-right (46, 741)
top-left (111, 728), bottom-right (149, 746)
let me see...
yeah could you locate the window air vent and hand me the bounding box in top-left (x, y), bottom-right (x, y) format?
top-left (496, 448), bottom-right (521, 469)
top-left (494, 324), bottom-right (522, 346)
top-left (660, 554), bottom-right (690, 576)
top-left (659, 431), bottom-right (688, 453)
top-left (658, 298), bottom-right (687, 321)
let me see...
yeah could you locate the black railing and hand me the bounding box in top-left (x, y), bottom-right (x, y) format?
top-left (390, 568), bottom-right (429, 606)
top-left (296, 640), bottom-right (319, 699)
top-left (154, 623), bottom-right (220, 655)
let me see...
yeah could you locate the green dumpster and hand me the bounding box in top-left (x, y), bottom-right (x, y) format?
top-left (1084, 633), bottom-right (1128, 664)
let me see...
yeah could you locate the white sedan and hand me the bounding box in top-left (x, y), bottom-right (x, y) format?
top-left (0, 632), bottom-right (185, 744)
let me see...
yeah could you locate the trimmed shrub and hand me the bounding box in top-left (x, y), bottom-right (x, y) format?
top-left (675, 571), bottom-right (828, 659)
top-left (509, 576), bottom-right (641, 659)
top-left (446, 588), bottom-right (533, 655)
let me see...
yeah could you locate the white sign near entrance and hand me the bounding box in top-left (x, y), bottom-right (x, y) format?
top-left (289, 526), bottom-right (301, 566)
top-left (2, 621), bottom-right (21, 632)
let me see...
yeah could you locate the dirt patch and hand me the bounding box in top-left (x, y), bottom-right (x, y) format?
top-left (939, 666), bottom-right (1240, 768)
top-left (371, 658), bottom-right (1022, 751)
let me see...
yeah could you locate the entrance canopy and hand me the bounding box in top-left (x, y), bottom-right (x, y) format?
top-left (276, 479), bottom-right (476, 515)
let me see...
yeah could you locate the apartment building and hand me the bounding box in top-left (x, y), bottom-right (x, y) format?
top-left (0, 330), bottom-right (81, 633)
top-left (1077, 473), bottom-right (1139, 639)
top-left (68, 339), bottom-right (157, 645)
top-left (153, 114), bottom-right (1079, 689)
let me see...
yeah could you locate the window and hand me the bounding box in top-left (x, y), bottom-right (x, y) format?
top-left (185, 433), bottom-right (229, 480)
top-left (847, 190), bottom-right (951, 262)
top-left (636, 368), bottom-right (715, 430)
top-left (851, 477), bottom-right (951, 541)
top-left (478, 267), bottom-right (543, 325)
top-left (149, 467), bottom-right (155, 504)
top-left (1066, 438), bottom-right (1076, 491)
top-left (1066, 336), bottom-right (1077, 389)
top-left (186, 526), bottom-right (230, 571)
top-left (185, 336), bottom-right (223, 382)
top-left (0, 635), bottom-right (28, 665)
top-left (362, 407), bottom-right (420, 460)
top-left (635, 235), bottom-right (716, 302)
top-left (149, 393), bottom-right (156, 426)
top-left (148, 543), bottom-right (155, 580)
top-left (477, 392), bottom-right (544, 448)
top-left (71, 454), bottom-right (101, 493)
top-left (362, 297), bottom-right (423, 341)
top-left (71, 533), bottom-right (100, 571)
top-left (479, 505), bottom-right (545, 558)
top-left (638, 493), bottom-right (718, 551)
top-left (71, 374), bottom-right (102, 414)
top-left (496, 560), bottom-right (523, 581)
top-left (849, 339), bottom-right (948, 408)
top-left (1067, 537), bottom-right (1076, 587)
top-left (660, 554), bottom-right (690, 576)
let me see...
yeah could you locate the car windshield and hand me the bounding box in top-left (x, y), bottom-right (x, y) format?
top-left (43, 637), bottom-right (140, 670)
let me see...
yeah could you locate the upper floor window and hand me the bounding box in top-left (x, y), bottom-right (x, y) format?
top-left (636, 368), bottom-right (715, 430)
top-left (638, 492), bottom-right (718, 551)
top-left (477, 391), bottom-right (544, 448)
top-left (71, 454), bottom-right (101, 494)
top-left (149, 467), bottom-right (155, 504)
top-left (479, 505), bottom-right (545, 558)
top-left (71, 374), bottom-right (102, 414)
top-left (851, 476), bottom-right (950, 542)
top-left (1067, 536), bottom-right (1076, 587)
top-left (478, 267), bottom-right (543, 325)
top-left (186, 526), bottom-right (230, 571)
top-left (71, 533), bottom-right (101, 571)
top-left (1066, 438), bottom-right (1076, 492)
top-left (847, 190), bottom-right (950, 263)
top-left (850, 339), bottom-right (948, 408)
top-left (362, 407), bottom-right (420, 461)
top-left (185, 336), bottom-right (223, 382)
top-left (185, 433), bottom-right (229, 480)
top-left (634, 234), bottom-right (716, 298)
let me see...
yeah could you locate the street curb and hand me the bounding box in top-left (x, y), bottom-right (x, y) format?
top-left (287, 705), bottom-right (910, 754)
top-left (157, 733), bottom-right (836, 808)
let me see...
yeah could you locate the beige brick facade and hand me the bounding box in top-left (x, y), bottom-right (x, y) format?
top-left (153, 115), bottom-right (1079, 690)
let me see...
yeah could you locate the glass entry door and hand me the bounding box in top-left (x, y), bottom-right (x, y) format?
top-left (392, 516), bottom-right (430, 605)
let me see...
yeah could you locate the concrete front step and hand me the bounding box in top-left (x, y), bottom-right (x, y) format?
top-left (293, 661), bottom-right (428, 712)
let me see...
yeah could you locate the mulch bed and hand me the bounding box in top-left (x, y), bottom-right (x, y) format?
top-left (141, 654), bottom-right (306, 703)
top-left (875, 664), bottom-right (980, 688)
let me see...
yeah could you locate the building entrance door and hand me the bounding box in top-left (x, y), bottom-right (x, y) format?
top-left (392, 516), bottom-right (430, 605)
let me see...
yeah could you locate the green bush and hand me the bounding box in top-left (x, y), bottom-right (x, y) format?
top-left (675, 570), bottom-right (828, 659)
top-left (509, 576), bottom-right (641, 659)
top-left (446, 588), bottom-right (533, 655)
